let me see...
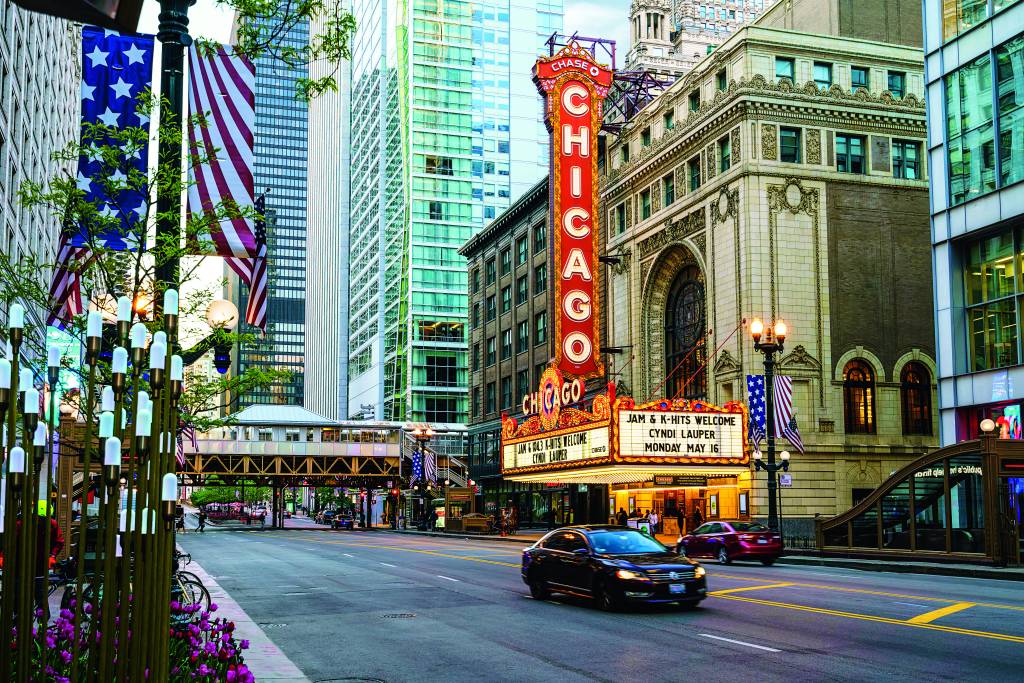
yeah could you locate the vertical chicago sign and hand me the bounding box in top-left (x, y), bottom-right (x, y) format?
top-left (534, 43), bottom-right (613, 379)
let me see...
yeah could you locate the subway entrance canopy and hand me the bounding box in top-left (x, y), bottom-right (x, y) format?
top-left (501, 369), bottom-right (750, 484)
top-left (180, 405), bottom-right (402, 487)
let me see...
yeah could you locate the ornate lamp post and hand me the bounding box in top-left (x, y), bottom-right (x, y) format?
top-left (750, 317), bottom-right (788, 531)
top-left (411, 425), bottom-right (434, 526)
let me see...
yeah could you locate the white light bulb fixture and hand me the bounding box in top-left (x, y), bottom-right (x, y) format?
top-left (87, 310), bottom-right (103, 339)
top-left (99, 411), bottom-right (115, 439)
top-left (47, 346), bottom-right (61, 370)
top-left (0, 359), bottom-right (10, 389)
top-left (101, 386), bottom-right (115, 412)
top-left (104, 436), bottom-right (122, 467)
top-left (8, 303), bottom-right (25, 330)
top-left (163, 289), bottom-right (179, 316)
top-left (112, 347), bottom-right (128, 375)
top-left (33, 422), bottom-right (47, 447)
top-left (130, 323), bottom-right (147, 349)
top-left (117, 295), bottom-right (132, 323)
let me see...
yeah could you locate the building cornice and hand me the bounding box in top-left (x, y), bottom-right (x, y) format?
top-left (459, 177), bottom-right (549, 258)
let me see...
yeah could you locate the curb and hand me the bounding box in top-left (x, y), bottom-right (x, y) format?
top-left (774, 554), bottom-right (1024, 581)
top-left (383, 529), bottom-right (543, 544)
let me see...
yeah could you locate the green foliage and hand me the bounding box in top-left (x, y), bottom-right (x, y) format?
top-left (210, 0), bottom-right (357, 100)
top-left (191, 476), bottom-right (271, 507)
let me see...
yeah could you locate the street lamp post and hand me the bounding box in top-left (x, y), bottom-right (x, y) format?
top-left (750, 318), bottom-right (789, 531)
top-left (411, 425), bottom-right (434, 527)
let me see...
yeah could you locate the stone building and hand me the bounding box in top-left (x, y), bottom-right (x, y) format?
top-left (600, 0), bottom-right (937, 535)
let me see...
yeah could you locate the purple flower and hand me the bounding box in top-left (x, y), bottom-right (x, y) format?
top-left (240, 639), bottom-right (249, 650)
top-left (209, 602), bottom-right (218, 612)
top-left (60, 649), bottom-right (72, 664)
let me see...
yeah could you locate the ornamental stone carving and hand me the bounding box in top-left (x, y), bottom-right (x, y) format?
top-left (674, 165), bottom-right (686, 198)
top-left (651, 182), bottom-right (662, 213)
top-left (731, 127), bottom-right (741, 164)
top-left (806, 128), bottom-right (821, 165)
top-left (711, 187), bottom-right (738, 226)
top-left (611, 247), bottom-right (632, 275)
top-left (714, 349), bottom-right (740, 375)
top-left (705, 144), bottom-right (717, 178)
top-left (637, 207), bottom-right (706, 259)
top-left (761, 124), bottom-right (777, 160)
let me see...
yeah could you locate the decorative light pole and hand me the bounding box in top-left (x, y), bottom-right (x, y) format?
top-left (750, 317), bottom-right (788, 531)
top-left (411, 425), bottom-right (434, 526)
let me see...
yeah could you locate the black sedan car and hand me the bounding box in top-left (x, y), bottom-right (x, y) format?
top-left (331, 513), bottom-right (355, 530)
top-left (522, 525), bottom-right (707, 610)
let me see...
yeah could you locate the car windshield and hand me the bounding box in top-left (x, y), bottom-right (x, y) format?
top-left (588, 530), bottom-right (668, 555)
top-left (731, 522), bottom-right (769, 532)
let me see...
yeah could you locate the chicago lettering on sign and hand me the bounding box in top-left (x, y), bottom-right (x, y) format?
top-left (533, 43), bottom-right (612, 379)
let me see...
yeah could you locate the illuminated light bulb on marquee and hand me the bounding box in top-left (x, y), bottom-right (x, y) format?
top-left (533, 42), bottom-right (612, 379)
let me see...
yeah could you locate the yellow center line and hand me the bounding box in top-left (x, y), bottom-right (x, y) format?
top-left (907, 602), bottom-right (977, 624)
top-left (709, 582), bottom-right (794, 596)
top-left (280, 536), bottom-right (521, 567)
top-left (713, 573), bottom-right (1024, 613)
top-left (714, 594), bottom-right (1024, 644)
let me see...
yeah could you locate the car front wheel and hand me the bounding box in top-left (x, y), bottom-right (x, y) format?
top-left (760, 558), bottom-right (776, 566)
top-left (717, 547), bottom-right (731, 565)
top-left (529, 576), bottom-right (551, 600)
top-left (598, 582), bottom-right (622, 612)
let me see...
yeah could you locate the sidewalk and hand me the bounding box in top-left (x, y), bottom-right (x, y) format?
top-left (185, 555), bottom-right (311, 682)
top-left (384, 529), bottom-right (1024, 581)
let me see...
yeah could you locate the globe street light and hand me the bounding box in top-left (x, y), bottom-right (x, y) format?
top-left (750, 318), bottom-right (789, 531)
top-left (410, 425), bottom-right (435, 527)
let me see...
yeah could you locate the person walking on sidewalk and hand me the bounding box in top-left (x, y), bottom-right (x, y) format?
top-left (649, 509), bottom-right (659, 535)
top-left (198, 510), bottom-right (207, 533)
top-left (616, 508), bottom-right (628, 527)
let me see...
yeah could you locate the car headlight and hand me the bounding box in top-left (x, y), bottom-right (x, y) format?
top-left (694, 566), bottom-right (706, 579)
top-left (615, 569), bottom-right (647, 580)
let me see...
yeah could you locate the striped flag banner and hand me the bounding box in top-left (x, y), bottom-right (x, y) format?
top-left (47, 237), bottom-right (92, 327)
top-left (424, 451), bottom-right (437, 484)
top-left (773, 375), bottom-right (805, 453)
top-left (226, 194), bottom-right (268, 331)
top-left (186, 43), bottom-right (257, 259)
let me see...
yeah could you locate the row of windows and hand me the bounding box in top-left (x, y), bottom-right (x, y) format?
top-left (843, 360), bottom-right (933, 436)
top-left (472, 264), bottom-right (546, 326)
top-left (471, 226), bottom-right (546, 290)
top-left (472, 360), bottom-right (555, 418)
top-left (775, 58), bottom-right (908, 97)
top-left (945, 32), bottom-right (1023, 205)
top-left (472, 312), bottom-right (547, 370)
top-left (942, 0), bottom-right (1020, 41)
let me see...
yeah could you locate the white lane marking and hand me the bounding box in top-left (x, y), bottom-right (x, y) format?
top-left (437, 575), bottom-right (460, 582)
top-left (282, 592), bottom-right (309, 596)
top-left (310, 587), bottom-right (329, 591)
top-left (342, 553), bottom-right (355, 558)
top-left (893, 601), bottom-right (928, 608)
top-left (276, 584), bottom-right (300, 588)
top-left (699, 634), bottom-right (780, 653)
top-left (379, 562), bottom-right (397, 568)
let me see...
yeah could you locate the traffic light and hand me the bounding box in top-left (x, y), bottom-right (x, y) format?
top-left (391, 488), bottom-right (399, 497)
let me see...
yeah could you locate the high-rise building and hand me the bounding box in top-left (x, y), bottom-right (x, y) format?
top-left (303, 17), bottom-right (352, 421)
top-left (0, 6), bottom-right (80, 333)
top-left (926, 0), bottom-right (1024, 444)
top-left (232, 14), bottom-right (309, 407)
top-left (346, 0), bottom-right (561, 454)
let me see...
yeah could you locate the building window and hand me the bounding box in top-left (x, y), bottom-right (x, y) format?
top-left (901, 362), bottom-right (932, 436)
top-left (836, 134), bottom-right (866, 174)
top-left (641, 127), bottom-right (651, 147)
top-left (486, 337), bottom-right (496, 366)
top-left (843, 360), bottom-right (876, 434)
top-left (965, 228), bottom-right (1019, 371)
top-left (621, 145), bottom-right (630, 164)
top-left (718, 135), bottom-right (731, 172)
top-left (517, 369), bottom-right (530, 398)
top-left (472, 303), bottom-right (480, 328)
top-left (428, 201), bottom-right (443, 220)
top-left (688, 89), bottom-right (700, 112)
top-left (775, 56), bottom-right (795, 81)
top-left (501, 328), bottom-right (512, 359)
top-left (425, 155), bottom-right (453, 176)
top-left (501, 285), bottom-right (511, 312)
top-left (500, 248), bottom-right (511, 275)
top-left (486, 258), bottom-right (496, 284)
top-left (640, 189), bottom-right (652, 219)
top-left (664, 109), bottom-right (674, 131)
top-left (892, 140), bottom-right (920, 179)
top-left (716, 69), bottom-right (728, 92)
top-left (688, 156), bottom-right (700, 191)
top-left (663, 173), bottom-right (675, 206)
top-left (472, 268), bottom-right (479, 293)
top-left (887, 70), bottom-right (905, 98)
top-left (942, 0), bottom-right (990, 41)
top-left (501, 376), bottom-right (512, 409)
top-left (424, 355), bottom-right (458, 387)
top-left (780, 127), bottom-right (801, 163)
top-left (486, 382), bottom-right (496, 413)
top-left (424, 397), bottom-right (458, 423)
top-left (997, 35), bottom-right (1024, 189)
top-left (534, 263), bottom-right (546, 295)
top-left (664, 265), bottom-right (707, 400)
top-left (851, 65), bottom-right (869, 92)
top-left (516, 275), bottom-right (528, 305)
top-left (516, 236), bottom-right (528, 266)
top-left (813, 61), bottom-right (833, 89)
top-left (486, 295), bottom-right (496, 321)
top-left (471, 387), bottom-right (480, 418)
top-left (472, 344), bottom-right (479, 371)
top-left (533, 224), bottom-right (546, 254)
top-left (947, 51), bottom-right (995, 205)
top-left (517, 320), bottom-right (529, 353)
top-left (614, 203), bottom-right (627, 235)
top-left (535, 311), bottom-right (547, 344)
top-left (535, 363), bottom-right (546, 385)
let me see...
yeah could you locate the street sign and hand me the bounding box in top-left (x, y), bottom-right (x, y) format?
top-left (779, 474), bottom-right (793, 487)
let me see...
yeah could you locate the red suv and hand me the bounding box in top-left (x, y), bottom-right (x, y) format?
top-left (678, 521), bottom-right (782, 565)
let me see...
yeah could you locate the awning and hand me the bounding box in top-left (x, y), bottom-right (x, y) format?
top-left (505, 465), bottom-right (749, 485)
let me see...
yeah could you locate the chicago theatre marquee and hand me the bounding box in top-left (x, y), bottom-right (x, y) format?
top-left (496, 43), bottom-right (756, 534)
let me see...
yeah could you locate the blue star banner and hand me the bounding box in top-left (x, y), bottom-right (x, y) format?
top-left (72, 26), bottom-right (155, 250)
top-left (746, 374), bottom-right (766, 447)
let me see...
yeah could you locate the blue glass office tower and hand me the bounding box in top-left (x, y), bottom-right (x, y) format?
top-left (234, 16), bottom-right (309, 406)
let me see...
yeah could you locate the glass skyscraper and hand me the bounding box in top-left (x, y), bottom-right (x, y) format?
top-left (347, 0), bottom-right (561, 443)
top-left (234, 16), bottom-right (310, 407)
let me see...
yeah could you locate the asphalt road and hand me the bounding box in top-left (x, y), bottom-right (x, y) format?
top-left (179, 529), bottom-right (1024, 683)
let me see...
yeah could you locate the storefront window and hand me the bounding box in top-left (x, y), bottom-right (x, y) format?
top-left (881, 481), bottom-right (912, 549)
top-left (963, 227), bottom-right (1022, 371)
top-left (949, 455), bottom-right (986, 552)
top-left (914, 462), bottom-right (947, 551)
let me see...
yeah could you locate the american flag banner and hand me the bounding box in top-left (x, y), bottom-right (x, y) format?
top-left (774, 375), bottom-right (806, 453)
top-left (746, 374), bottom-right (767, 447)
top-left (424, 450), bottom-right (438, 484)
top-left (747, 374), bottom-right (805, 453)
top-left (226, 194), bottom-right (268, 331)
top-left (411, 450), bottom-right (423, 485)
top-left (47, 237), bottom-right (91, 326)
top-left (70, 26), bottom-right (155, 250)
top-left (176, 420), bottom-right (199, 467)
top-left (186, 43), bottom-right (257, 259)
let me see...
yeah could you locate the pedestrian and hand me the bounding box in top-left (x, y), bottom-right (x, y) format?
top-left (509, 506), bottom-right (518, 534)
top-left (691, 505), bottom-right (704, 529)
top-left (649, 509), bottom-right (659, 535)
top-left (198, 510), bottom-right (207, 533)
top-left (616, 507), bottom-right (628, 526)
top-left (176, 508), bottom-right (186, 534)
top-left (676, 507), bottom-right (686, 535)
